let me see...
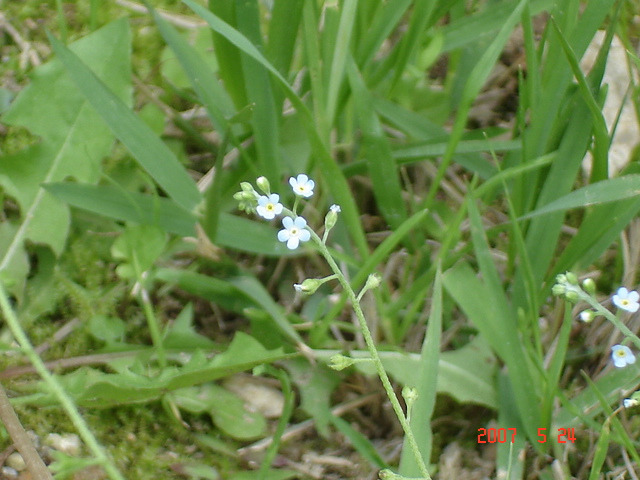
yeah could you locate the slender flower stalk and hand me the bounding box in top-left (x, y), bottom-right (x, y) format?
top-left (306, 228), bottom-right (431, 479)
top-left (236, 177), bottom-right (431, 478)
top-left (554, 277), bottom-right (640, 351)
top-left (0, 282), bottom-right (124, 480)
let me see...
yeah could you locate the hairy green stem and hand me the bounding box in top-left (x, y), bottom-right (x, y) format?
top-left (139, 288), bottom-right (167, 368)
top-left (0, 282), bottom-right (125, 480)
top-left (308, 231), bottom-right (431, 479)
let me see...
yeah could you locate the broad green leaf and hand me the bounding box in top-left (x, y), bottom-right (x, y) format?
top-left (88, 315), bottom-right (126, 344)
top-left (314, 336), bottom-right (497, 409)
top-left (44, 182), bottom-right (296, 256)
top-left (34, 332), bottom-right (288, 408)
top-left (172, 384), bottom-right (266, 440)
top-left (163, 303), bottom-right (218, 350)
top-left (111, 225), bottom-right (167, 280)
top-left (283, 358), bottom-right (342, 438)
top-left (0, 20), bottom-right (131, 297)
top-left (47, 30), bottom-right (201, 212)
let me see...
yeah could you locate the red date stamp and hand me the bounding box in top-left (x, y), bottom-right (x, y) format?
top-left (477, 427), bottom-right (576, 444)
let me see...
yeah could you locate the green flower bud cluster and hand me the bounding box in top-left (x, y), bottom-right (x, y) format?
top-left (552, 272), bottom-right (591, 304)
top-left (233, 182), bottom-right (259, 214)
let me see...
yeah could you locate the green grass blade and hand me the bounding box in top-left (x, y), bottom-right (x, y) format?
top-left (347, 58), bottom-right (407, 229)
top-left (355, 0), bottom-right (411, 68)
top-left (330, 415), bottom-right (388, 469)
top-left (588, 421), bottom-right (610, 480)
top-left (521, 174), bottom-right (640, 219)
top-left (236, 0), bottom-right (281, 185)
top-left (399, 267), bottom-right (442, 476)
top-left (550, 19), bottom-right (610, 181)
top-left (47, 33), bottom-right (201, 212)
top-left (156, 269), bottom-right (303, 346)
top-left (266, 0), bottom-right (303, 75)
top-left (183, 0), bottom-right (368, 256)
top-left (541, 303), bottom-right (572, 427)
top-left (441, 0), bottom-right (554, 52)
top-left (325, 0), bottom-right (358, 124)
top-left (43, 182), bottom-right (296, 257)
top-left (445, 196), bottom-right (544, 445)
top-left (515, 99), bottom-right (596, 300)
top-left (387, 0), bottom-right (438, 90)
top-left (44, 182), bottom-right (196, 236)
top-left (551, 196), bottom-right (640, 277)
top-left (148, 3), bottom-right (235, 132)
top-left (301, 0), bottom-right (329, 140)
top-left (311, 209), bottom-right (429, 343)
top-left (207, 1), bottom-right (247, 109)
top-left (421, 0), bottom-right (527, 211)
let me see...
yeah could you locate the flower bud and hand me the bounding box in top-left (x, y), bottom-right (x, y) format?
top-left (402, 386), bottom-right (418, 409)
top-left (579, 310), bottom-right (594, 323)
top-left (324, 204), bottom-right (341, 234)
top-left (583, 278), bottom-right (596, 296)
top-left (256, 176), bottom-right (271, 195)
top-left (240, 182), bottom-right (256, 194)
top-left (329, 354), bottom-right (355, 371)
top-left (624, 398), bottom-right (639, 409)
top-left (566, 272), bottom-right (579, 285)
top-left (364, 273), bottom-right (382, 291)
top-left (552, 284), bottom-right (566, 296)
top-left (294, 278), bottom-right (323, 295)
top-left (565, 290), bottom-right (580, 303)
top-left (556, 273), bottom-right (568, 284)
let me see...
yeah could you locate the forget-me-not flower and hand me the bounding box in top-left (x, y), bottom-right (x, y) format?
top-left (256, 194), bottom-right (283, 220)
top-left (289, 174), bottom-right (315, 198)
top-left (612, 344), bottom-right (636, 368)
top-left (278, 216), bottom-right (311, 249)
top-left (613, 287), bottom-right (640, 313)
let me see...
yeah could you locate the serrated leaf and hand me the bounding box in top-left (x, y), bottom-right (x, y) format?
top-left (0, 20), bottom-right (132, 297)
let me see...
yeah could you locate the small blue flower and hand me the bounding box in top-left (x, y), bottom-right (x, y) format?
top-left (289, 174), bottom-right (315, 198)
top-left (277, 216), bottom-right (311, 249)
top-left (256, 194), bottom-right (283, 220)
top-left (612, 344), bottom-right (636, 368)
top-left (612, 287), bottom-right (640, 313)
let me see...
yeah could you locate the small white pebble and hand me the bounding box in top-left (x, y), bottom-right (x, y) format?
top-left (1, 466), bottom-right (19, 478)
top-left (46, 433), bottom-right (81, 456)
top-left (6, 452), bottom-right (25, 471)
